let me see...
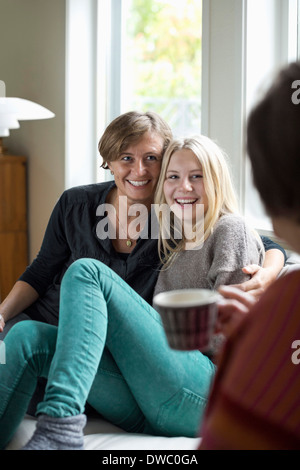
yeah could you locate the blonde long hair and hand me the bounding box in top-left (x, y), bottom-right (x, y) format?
top-left (154, 135), bottom-right (239, 265)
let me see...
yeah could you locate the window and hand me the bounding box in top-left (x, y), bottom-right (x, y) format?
top-left (122, 0), bottom-right (202, 136)
top-left (66, 0), bottom-right (299, 237)
top-left (97, 0), bottom-right (202, 182)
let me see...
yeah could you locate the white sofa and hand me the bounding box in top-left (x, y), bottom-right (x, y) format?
top-left (6, 415), bottom-right (201, 450)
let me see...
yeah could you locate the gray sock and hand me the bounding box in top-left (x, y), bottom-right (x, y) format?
top-left (22, 414), bottom-right (87, 450)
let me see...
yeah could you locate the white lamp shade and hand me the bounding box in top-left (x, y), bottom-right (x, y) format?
top-left (0, 97), bottom-right (55, 120)
top-left (0, 114), bottom-right (20, 129)
top-left (0, 97), bottom-right (55, 137)
top-left (0, 128), bottom-right (10, 137)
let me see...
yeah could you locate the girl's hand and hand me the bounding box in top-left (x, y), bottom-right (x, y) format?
top-left (216, 285), bottom-right (256, 338)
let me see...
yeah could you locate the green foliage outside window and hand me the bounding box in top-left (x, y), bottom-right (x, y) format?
top-left (126, 0), bottom-right (202, 99)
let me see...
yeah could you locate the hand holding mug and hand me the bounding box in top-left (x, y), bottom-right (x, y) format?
top-left (215, 285), bottom-right (256, 338)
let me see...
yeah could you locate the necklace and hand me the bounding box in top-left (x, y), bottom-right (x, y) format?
top-left (115, 211), bottom-right (134, 247)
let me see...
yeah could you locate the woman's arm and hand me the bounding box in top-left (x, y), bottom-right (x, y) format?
top-left (0, 281), bottom-right (39, 332)
top-left (0, 192), bottom-right (72, 333)
top-left (233, 248), bottom-right (285, 299)
top-left (208, 215), bottom-right (264, 290)
top-left (20, 192), bottom-right (71, 296)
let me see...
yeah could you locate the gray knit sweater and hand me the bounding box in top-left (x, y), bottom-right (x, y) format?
top-left (153, 214), bottom-right (264, 298)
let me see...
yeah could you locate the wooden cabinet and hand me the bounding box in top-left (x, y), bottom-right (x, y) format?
top-left (0, 154), bottom-right (28, 301)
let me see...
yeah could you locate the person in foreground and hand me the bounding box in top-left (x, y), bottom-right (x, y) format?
top-left (0, 134), bottom-right (264, 450)
top-left (199, 61), bottom-right (300, 450)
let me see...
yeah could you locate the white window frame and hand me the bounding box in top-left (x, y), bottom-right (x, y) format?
top-left (244, 0), bottom-right (299, 237)
top-left (96, 0), bottom-right (204, 182)
top-left (96, 0), bottom-right (124, 182)
top-left (201, 0), bottom-right (247, 206)
top-left (65, 0), bottom-right (98, 189)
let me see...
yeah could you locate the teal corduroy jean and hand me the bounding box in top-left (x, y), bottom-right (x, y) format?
top-left (0, 258), bottom-right (216, 449)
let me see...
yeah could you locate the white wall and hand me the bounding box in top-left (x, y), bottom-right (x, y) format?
top-left (0, 0), bottom-right (66, 260)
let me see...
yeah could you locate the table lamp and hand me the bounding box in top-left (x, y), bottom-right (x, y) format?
top-left (0, 80), bottom-right (55, 155)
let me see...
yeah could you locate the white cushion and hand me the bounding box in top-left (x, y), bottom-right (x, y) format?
top-left (6, 415), bottom-right (201, 450)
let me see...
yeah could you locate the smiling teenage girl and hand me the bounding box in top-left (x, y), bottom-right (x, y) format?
top-left (154, 136), bottom-right (264, 296)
